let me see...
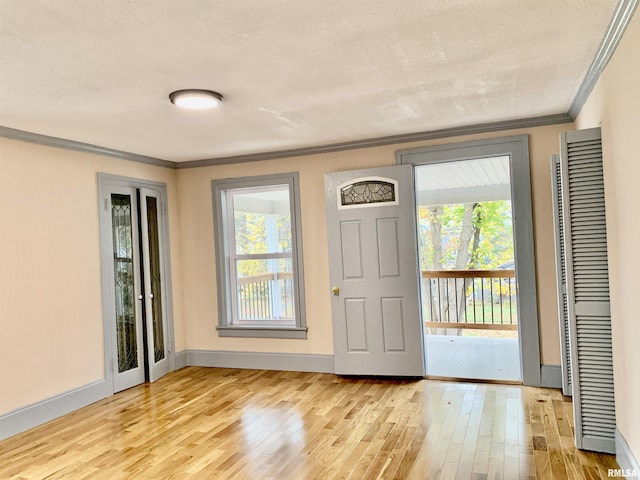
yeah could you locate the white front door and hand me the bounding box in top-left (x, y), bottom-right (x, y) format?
top-left (325, 165), bottom-right (425, 376)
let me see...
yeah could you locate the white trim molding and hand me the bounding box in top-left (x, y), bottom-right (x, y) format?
top-left (616, 429), bottom-right (640, 477)
top-left (0, 126), bottom-right (174, 168)
top-left (569, 0), bottom-right (639, 119)
top-left (97, 174), bottom-right (177, 392)
top-left (397, 135), bottom-right (542, 387)
top-left (174, 350), bottom-right (188, 370)
top-left (0, 114), bottom-right (572, 170)
top-left (0, 380), bottom-right (109, 441)
top-left (211, 173), bottom-right (307, 339)
top-left (0, 351), bottom-right (333, 441)
top-left (541, 365), bottom-right (563, 389)
top-left (186, 350), bottom-right (335, 373)
top-left (0, 358), bottom-right (594, 442)
top-left (176, 114), bottom-right (571, 168)
top-left (0, 0), bottom-right (637, 172)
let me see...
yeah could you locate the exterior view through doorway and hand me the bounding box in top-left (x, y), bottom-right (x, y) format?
top-left (415, 156), bottom-right (521, 382)
top-left (325, 136), bottom-right (540, 385)
top-left (397, 136), bottom-right (541, 386)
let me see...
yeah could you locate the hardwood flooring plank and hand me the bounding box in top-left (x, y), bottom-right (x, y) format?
top-left (0, 367), bottom-right (619, 479)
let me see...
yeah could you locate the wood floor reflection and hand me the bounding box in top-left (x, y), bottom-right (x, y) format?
top-left (0, 367), bottom-right (619, 479)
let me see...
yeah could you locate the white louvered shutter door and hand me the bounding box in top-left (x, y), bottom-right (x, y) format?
top-left (560, 127), bottom-right (615, 454)
top-left (551, 154), bottom-right (572, 397)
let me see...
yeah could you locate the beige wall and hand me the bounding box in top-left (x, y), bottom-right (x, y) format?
top-left (177, 123), bottom-right (571, 366)
top-left (0, 83), bottom-right (574, 420)
top-left (4, 16), bottom-right (637, 453)
top-left (0, 138), bottom-right (184, 415)
top-left (576, 11), bottom-right (640, 463)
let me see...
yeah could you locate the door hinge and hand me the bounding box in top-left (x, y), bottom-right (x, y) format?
top-left (104, 197), bottom-right (109, 212)
top-left (111, 358), bottom-right (115, 372)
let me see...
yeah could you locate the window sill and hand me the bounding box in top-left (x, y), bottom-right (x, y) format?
top-left (216, 326), bottom-right (308, 339)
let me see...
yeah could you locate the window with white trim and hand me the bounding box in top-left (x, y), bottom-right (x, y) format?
top-left (212, 173), bottom-right (307, 338)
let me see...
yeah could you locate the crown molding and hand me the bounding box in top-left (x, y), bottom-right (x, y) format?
top-left (1, 2), bottom-right (636, 169)
top-left (176, 113), bottom-right (571, 168)
top-left (0, 125), bottom-right (175, 169)
top-left (1, 113), bottom-right (571, 170)
top-left (569, 0), bottom-right (639, 119)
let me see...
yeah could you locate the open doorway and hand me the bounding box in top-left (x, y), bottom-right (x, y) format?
top-left (397, 135), bottom-right (541, 386)
top-left (415, 156), bottom-right (520, 381)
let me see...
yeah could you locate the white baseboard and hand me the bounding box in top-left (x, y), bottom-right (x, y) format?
top-left (616, 429), bottom-right (640, 476)
top-left (174, 350), bottom-right (188, 369)
top-left (0, 351), bottom-right (332, 441)
top-left (1, 355), bottom-right (564, 442)
top-left (0, 379), bottom-right (109, 441)
top-left (186, 349), bottom-right (334, 373)
top-left (540, 365), bottom-right (562, 388)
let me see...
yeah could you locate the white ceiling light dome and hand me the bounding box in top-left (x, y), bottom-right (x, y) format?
top-left (169, 89), bottom-right (224, 110)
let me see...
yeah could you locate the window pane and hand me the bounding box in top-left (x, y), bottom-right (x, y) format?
top-left (341, 180), bottom-right (396, 206)
top-left (231, 186), bottom-right (292, 255)
top-left (235, 257), bottom-right (295, 323)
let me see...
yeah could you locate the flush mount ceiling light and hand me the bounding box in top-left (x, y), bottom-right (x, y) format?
top-left (169, 89), bottom-right (224, 110)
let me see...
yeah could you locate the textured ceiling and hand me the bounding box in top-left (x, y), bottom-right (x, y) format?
top-left (0, 1), bottom-right (619, 162)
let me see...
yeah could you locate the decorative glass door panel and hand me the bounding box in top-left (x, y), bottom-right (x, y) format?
top-left (140, 189), bottom-right (169, 382)
top-left (325, 166), bottom-right (425, 376)
top-left (111, 194), bottom-right (138, 372)
top-left (146, 196), bottom-right (164, 362)
top-left (109, 190), bottom-right (145, 391)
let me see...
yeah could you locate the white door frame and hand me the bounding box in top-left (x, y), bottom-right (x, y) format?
top-left (98, 173), bottom-right (176, 393)
top-left (396, 135), bottom-right (542, 387)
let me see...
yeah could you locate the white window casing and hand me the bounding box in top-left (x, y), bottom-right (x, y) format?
top-left (212, 172), bottom-right (307, 339)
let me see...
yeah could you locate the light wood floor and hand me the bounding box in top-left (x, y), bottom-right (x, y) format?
top-left (0, 367), bottom-right (619, 479)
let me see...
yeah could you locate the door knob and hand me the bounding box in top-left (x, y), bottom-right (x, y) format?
top-left (149, 293), bottom-right (154, 299)
top-left (138, 294), bottom-right (143, 300)
top-left (331, 286), bottom-right (340, 296)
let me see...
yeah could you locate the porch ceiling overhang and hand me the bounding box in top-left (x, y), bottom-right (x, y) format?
top-left (416, 156), bottom-right (511, 205)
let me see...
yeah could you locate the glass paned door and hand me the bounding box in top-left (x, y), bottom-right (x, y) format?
top-left (110, 190), bottom-right (145, 391)
top-left (104, 184), bottom-right (170, 392)
top-left (140, 189), bottom-right (169, 382)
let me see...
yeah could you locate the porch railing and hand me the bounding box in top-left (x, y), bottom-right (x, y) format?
top-left (237, 272), bottom-right (294, 320)
top-left (421, 269), bottom-right (517, 331)
top-left (236, 269), bottom-right (516, 329)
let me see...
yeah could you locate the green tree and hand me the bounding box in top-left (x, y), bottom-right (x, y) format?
top-left (418, 200), bottom-right (513, 271)
top-left (233, 211), bottom-right (292, 278)
top-left (419, 200), bottom-right (514, 334)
